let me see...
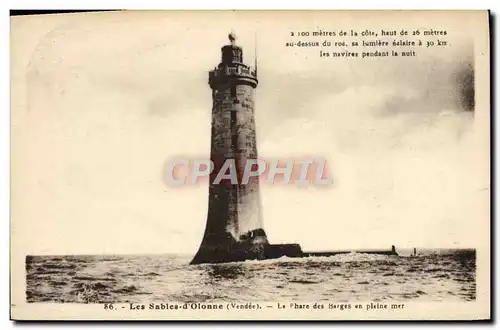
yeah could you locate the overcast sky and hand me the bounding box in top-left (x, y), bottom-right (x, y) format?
top-left (11, 11), bottom-right (489, 255)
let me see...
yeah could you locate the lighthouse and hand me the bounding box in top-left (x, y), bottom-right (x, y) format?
top-left (190, 32), bottom-right (270, 264)
top-left (189, 33), bottom-right (397, 265)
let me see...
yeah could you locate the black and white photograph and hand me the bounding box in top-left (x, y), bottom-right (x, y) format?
top-left (10, 10), bottom-right (490, 320)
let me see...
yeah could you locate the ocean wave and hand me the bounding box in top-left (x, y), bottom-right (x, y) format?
top-left (25, 252), bottom-right (476, 303)
top-left (210, 252), bottom-right (396, 266)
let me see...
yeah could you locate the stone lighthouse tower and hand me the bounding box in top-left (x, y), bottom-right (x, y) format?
top-left (190, 32), bottom-right (269, 264)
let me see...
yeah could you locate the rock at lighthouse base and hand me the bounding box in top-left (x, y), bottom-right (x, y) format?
top-left (190, 228), bottom-right (305, 265)
top-left (190, 229), bottom-right (268, 265)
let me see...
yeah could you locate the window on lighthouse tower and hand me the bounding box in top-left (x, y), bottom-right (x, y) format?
top-left (231, 86), bottom-right (240, 104)
top-left (230, 107), bottom-right (237, 150)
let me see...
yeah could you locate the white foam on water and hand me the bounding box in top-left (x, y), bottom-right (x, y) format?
top-left (232, 252), bottom-right (394, 265)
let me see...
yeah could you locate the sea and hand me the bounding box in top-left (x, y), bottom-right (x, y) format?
top-left (26, 249), bottom-right (475, 304)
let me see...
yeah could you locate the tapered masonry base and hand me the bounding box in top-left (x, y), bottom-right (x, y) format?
top-left (191, 229), bottom-right (269, 265)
